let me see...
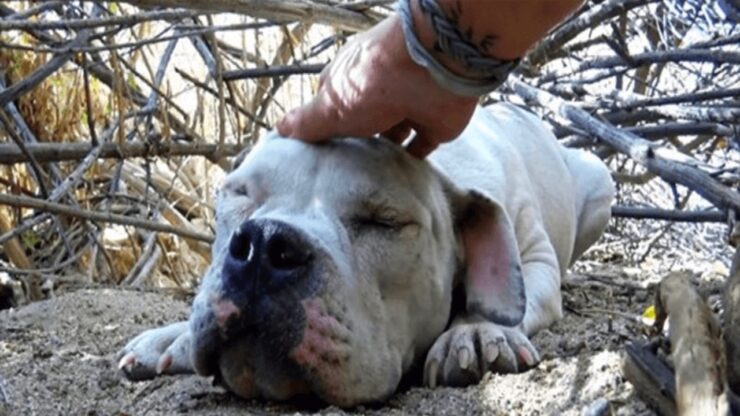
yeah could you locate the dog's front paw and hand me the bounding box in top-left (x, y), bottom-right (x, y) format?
top-left (423, 317), bottom-right (539, 388)
top-left (117, 321), bottom-right (193, 380)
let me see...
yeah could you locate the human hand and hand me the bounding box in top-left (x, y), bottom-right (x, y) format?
top-left (276, 15), bottom-right (477, 159)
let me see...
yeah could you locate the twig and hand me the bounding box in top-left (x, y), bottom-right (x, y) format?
top-left (0, 193), bottom-right (213, 243)
top-left (223, 63), bottom-right (325, 81)
top-left (0, 140), bottom-right (242, 164)
top-left (569, 49), bottom-right (740, 73)
top-left (0, 30), bottom-right (92, 106)
top-left (511, 78), bottom-right (740, 212)
top-left (0, 8), bottom-right (202, 31)
top-left (527, 0), bottom-right (654, 66)
top-left (111, 0), bottom-right (379, 31)
top-left (611, 206), bottom-right (727, 222)
top-left (654, 272), bottom-right (727, 415)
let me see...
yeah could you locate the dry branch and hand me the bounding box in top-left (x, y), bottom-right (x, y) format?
top-left (724, 244), bottom-right (740, 411)
top-left (0, 212), bottom-right (42, 300)
top-left (0, 141), bottom-right (243, 164)
top-left (107, 0), bottom-right (380, 31)
top-left (622, 342), bottom-right (677, 416)
top-left (611, 206), bottom-right (727, 223)
top-left (527, 0), bottom-right (653, 66)
top-left (654, 272), bottom-right (727, 415)
top-left (0, 8), bottom-right (202, 31)
top-left (223, 63), bottom-right (325, 80)
top-left (511, 78), bottom-right (740, 212)
top-left (0, 193), bottom-right (213, 243)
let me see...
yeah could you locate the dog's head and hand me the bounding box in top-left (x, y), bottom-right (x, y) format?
top-left (189, 134), bottom-right (524, 406)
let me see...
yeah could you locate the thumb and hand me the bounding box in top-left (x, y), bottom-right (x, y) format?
top-left (276, 93), bottom-right (339, 142)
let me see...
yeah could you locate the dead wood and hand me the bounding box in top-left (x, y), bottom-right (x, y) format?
top-left (611, 206), bottom-right (727, 223)
top-left (511, 79), bottom-right (740, 213)
top-left (654, 272), bottom-right (727, 416)
top-left (0, 193), bottom-right (213, 243)
top-left (0, 141), bottom-right (242, 164)
top-left (724, 241), bottom-right (740, 413)
top-left (111, 0), bottom-right (382, 31)
top-left (622, 341), bottom-right (677, 416)
top-left (0, 212), bottom-right (42, 301)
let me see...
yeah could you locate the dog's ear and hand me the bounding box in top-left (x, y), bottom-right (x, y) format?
top-left (446, 183), bottom-right (526, 327)
top-left (231, 145), bottom-right (251, 171)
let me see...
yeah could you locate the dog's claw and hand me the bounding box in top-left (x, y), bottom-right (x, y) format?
top-left (116, 321), bottom-right (193, 381)
top-left (156, 353), bottom-right (173, 374)
top-left (517, 345), bottom-right (536, 367)
top-left (458, 347), bottom-right (470, 369)
top-left (424, 318), bottom-right (538, 387)
top-left (118, 352), bottom-right (136, 371)
top-left (484, 342), bottom-right (498, 364)
top-left (427, 360), bottom-right (439, 388)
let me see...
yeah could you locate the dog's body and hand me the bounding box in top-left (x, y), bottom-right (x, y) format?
top-left (118, 104), bottom-right (614, 406)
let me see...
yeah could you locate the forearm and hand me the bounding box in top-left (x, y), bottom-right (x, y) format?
top-left (409, 0), bottom-right (583, 76)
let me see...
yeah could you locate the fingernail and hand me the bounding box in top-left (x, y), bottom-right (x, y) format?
top-left (458, 348), bottom-right (470, 369)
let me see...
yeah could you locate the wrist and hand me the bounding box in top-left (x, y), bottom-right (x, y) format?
top-left (397, 0), bottom-right (520, 97)
top-left (408, 0), bottom-right (482, 79)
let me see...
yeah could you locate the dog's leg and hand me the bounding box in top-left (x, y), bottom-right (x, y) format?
top-left (561, 148), bottom-right (615, 264)
top-left (424, 237), bottom-right (562, 387)
top-left (117, 321), bottom-right (193, 380)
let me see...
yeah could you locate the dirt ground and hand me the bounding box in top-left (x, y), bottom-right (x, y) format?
top-left (0, 219), bottom-right (732, 416)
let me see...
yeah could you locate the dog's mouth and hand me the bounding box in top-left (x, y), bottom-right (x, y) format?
top-left (190, 291), bottom-right (356, 404)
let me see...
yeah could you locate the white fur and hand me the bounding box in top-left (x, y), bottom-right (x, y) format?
top-left (118, 103), bottom-right (614, 406)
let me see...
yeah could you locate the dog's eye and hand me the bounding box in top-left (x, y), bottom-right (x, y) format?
top-left (353, 215), bottom-right (415, 233)
top-left (355, 216), bottom-right (400, 230)
top-left (232, 185), bottom-right (249, 198)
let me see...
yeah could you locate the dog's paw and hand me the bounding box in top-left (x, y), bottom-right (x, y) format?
top-left (117, 321), bottom-right (193, 380)
top-left (423, 317), bottom-right (539, 388)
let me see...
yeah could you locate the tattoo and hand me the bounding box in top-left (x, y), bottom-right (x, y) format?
top-left (415, 0), bottom-right (516, 77)
top-left (441, 0), bottom-right (499, 55)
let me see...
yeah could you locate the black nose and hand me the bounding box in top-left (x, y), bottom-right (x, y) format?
top-left (223, 219), bottom-right (312, 295)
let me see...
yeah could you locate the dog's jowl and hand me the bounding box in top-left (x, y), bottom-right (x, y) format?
top-left (118, 103), bottom-right (614, 407)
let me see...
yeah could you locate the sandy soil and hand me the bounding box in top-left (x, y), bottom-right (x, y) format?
top-left (0, 220), bottom-right (731, 416)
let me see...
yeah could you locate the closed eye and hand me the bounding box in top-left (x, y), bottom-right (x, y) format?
top-left (352, 215), bottom-right (416, 232)
top-left (233, 185), bottom-right (249, 197)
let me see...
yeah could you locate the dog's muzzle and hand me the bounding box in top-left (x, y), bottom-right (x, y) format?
top-left (216, 219), bottom-right (314, 329)
top-left (190, 219), bottom-right (318, 383)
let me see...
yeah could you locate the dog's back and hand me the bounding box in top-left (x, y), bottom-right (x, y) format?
top-left (430, 103), bottom-right (613, 273)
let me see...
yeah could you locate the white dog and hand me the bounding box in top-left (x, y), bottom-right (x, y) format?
top-left (118, 103), bottom-right (614, 407)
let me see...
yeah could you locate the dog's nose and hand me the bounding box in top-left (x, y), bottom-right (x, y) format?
top-left (223, 219), bottom-right (312, 295)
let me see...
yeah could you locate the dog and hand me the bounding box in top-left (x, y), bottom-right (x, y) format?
top-left (117, 103), bottom-right (614, 407)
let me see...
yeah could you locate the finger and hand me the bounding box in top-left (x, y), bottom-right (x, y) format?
top-left (406, 134), bottom-right (439, 159)
top-left (380, 121), bottom-right (412, 145)
top-left (276, 92), bottom-right (340, 142)
top-left (405, 122), bottom-right (451, 158)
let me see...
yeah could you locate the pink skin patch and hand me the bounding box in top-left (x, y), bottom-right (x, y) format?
top-left (464, 218), bottom-right (511, 295)
top-left (289, 298), bottom-right (350, 399)
top-left (210, 296), bottom-right (240, 329)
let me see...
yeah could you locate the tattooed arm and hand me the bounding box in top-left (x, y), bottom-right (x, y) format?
top-left (410, 0), bottom-right (581, 75)
top-left (278, 0), bottom-right (582, 158)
